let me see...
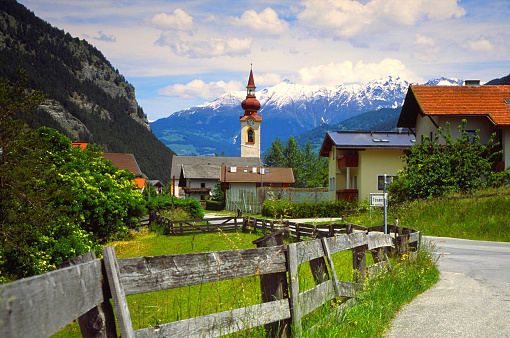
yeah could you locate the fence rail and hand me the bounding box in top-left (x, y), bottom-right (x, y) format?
top-left (0, 216), bottom-right (420, 338)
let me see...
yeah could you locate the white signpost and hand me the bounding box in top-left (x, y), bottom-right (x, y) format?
top-left (369, 193), bottom-right (386, 218)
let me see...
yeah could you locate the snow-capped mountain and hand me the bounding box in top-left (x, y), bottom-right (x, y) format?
top-left (151, 76), bottom-right (461, 156)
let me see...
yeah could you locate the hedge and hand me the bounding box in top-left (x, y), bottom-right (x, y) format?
top-left (261, 200), bottom-right (357, 218)
top-left (147, 195), bottom-right (205, 219)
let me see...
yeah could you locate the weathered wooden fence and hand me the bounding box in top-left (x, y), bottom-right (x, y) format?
top-left (0, 217), bottom-right (420, 338)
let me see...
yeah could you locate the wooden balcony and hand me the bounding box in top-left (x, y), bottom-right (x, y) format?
top-left (336, 189), bottom-right (358, 202)
top-left (337, 154), bottom-right (358, 168)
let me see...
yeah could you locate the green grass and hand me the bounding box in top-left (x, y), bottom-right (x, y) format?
top-left (306, 242), bottom-right (439, 337)
top-left (347, 186), bottom-right (510, 242)
top-left (53, 225), bottom-right (438, 337)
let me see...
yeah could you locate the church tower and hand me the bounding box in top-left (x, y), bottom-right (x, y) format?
top-left (240, 67), bottom-right (262, 158)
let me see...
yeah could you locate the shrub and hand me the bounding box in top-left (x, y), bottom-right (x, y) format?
top-left (262, 200), bottom-right (356, 218)
top-left (389, 120), bottom-right (505, 204)
top-left (147, 195), bottom-right (204, 219)
top-left (205, 200), bottom-right (224, 211)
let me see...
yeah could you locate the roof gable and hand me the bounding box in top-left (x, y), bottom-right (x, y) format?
top-left (103, 153), bottom-right (143, 177)
top-left (220, 166), bottom-right (295, 184)
top-left (171, 155), bottom-right (263, 178)
top-left (398, 85), bottom-right (510, 127)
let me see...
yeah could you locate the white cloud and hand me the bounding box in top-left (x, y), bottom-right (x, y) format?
top-left (156, 33), bottom-right (252, 58)
top-left (413, 34), bottom-right (439, 62)
top-left (298, 58), bottom-right (421, 85)
top-left (297, 0), bottom-right (466, 38)
top-left (468, 38), bottom-right (494, 53)
top-left (256, 73), bottom-right (285, 86)
top-left (235, 7), bottom-right (289, 35)
top-left (158, 79), bottom-right (243, 100)
top-left (94, 31), bottom-right (116, 42)
top-left (150, 9), bottom-right (194, 31)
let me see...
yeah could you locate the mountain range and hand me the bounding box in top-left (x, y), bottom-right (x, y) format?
top-left (151, 77), bottom-right (463, 156)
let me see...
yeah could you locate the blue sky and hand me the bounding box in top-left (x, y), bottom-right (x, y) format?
top-left (17, 0), bottom-right (510, 121)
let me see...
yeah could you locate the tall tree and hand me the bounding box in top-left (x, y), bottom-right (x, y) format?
top-left (264, 136), bottom-right (327, 188)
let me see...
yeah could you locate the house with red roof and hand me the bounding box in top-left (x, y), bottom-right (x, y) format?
top-left (397, 81), bottom-right (510, 170)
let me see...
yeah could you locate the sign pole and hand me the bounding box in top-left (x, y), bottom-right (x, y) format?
top-left (383, 174), bottom-right (388, 235)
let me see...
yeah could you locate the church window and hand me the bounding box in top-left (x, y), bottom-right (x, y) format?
top-left (247, 128), bottom-right (255, 143)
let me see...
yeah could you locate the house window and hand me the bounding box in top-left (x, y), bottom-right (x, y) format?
top-left (247, 128), bottom-right (254, 143)
top-left (377, 175), bottom-right (394, 190)
top-left (329, 177), bottom-right (335, 191)
top-left (201, 183), bottom-right (206, 188)
top-left (350, 176), bottom-right (357, 189)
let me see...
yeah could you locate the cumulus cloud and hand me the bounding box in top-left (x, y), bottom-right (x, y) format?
top-left (413, 34), bottom-right (439, 61)
top-left (150, 9), bottom-right (194, 31)
top-left (158, 79), bottom-right (243, 100)
top-left (468, 38), bottom-right (494, 52)
top-left (156, 33), bottom-right (252, 58)
top-left (298, 58), bottom-right (421, 85)
top-left (256, 73), bottom-right (285, 86)
top-left (298, 0), bottom-right (466, 38)
top-left (94, 31), bottom-right (116, 42)
top-left (234, 7), bottom-right (289, 35)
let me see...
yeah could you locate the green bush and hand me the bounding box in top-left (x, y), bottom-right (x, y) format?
top-left (205, 200), bottom-right (224, 211)
top-left (390, 120), bottom-right (505, 204)
top-left (262, 200), bottom-right (356, 218)
top-left (147, 195), bottom-right (204, 219)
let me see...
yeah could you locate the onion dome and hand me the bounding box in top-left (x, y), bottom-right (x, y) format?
top-left (241, 69), bottom-right (260, 112)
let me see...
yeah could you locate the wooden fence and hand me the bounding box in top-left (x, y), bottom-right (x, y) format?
top-left (0, 217), bottom-right (420, 338)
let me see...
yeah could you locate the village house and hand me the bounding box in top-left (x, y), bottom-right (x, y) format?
top-left (170, 155), bottom-right (262, 200)
top-left (397, 81), bottom-right (510, 171)
top-left (319, 131), bottom-right (414, 202)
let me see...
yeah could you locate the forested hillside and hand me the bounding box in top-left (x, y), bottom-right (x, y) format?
top-left (0, 0), bottom-right (175, 183)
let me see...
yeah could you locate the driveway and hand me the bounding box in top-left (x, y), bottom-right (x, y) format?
top-left (386, 236), bottom-right (510, 337)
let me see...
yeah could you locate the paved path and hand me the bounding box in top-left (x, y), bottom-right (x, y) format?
top-left (386, 236), bottom-right (510, 337)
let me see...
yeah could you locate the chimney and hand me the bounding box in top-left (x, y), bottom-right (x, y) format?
top-left (464, 80), bottom-right (480, 87)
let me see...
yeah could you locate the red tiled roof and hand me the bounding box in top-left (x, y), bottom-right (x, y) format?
top-left (103, 153), bottom-right (143, 177)
top-left (134, 178), bottom-right (146, 190)
top-left (399, 85), bottom-right (510, 127)
top-left (71, 142), bottom-right (88, 150)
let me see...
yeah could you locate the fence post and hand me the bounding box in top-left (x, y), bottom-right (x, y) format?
top-left (353, 244), bottom-right (367, 283)
top-left (58, 252), bottom-right (117, 338)
top-left (102, 246), bottom-right (134, 338)
top-left (252, 229), bottom-right (290, 337)
top-left (347, 226), bottom-right (366, 282)
top-left (287, 243), bottom-right (302, 338)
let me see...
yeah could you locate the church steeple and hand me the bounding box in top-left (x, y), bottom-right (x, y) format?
top-left (240, 66), bottom-right (262, 158)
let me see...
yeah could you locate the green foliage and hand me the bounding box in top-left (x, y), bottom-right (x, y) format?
top-left (311, 244), bottom-right (439, 337)
top-left (0, 70), bottom-right (147, 280)
top-left (389, 121), bottom-right (504, 204)
top-left (264, 137), bottom-right (328, 188)
top-left (211, 181), bottom-right (224, 203)
top-left (205, 200), bottom-right (224, 211)
top-left (262, 200), bottom-right (356, 218)
top-left (147, 195), bottom-right (205, 219)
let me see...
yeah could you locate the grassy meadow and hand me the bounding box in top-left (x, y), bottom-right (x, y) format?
top-left (345, 187), bottom-right (510, 242)
top-left (53, 220), bottom-right (438, 337)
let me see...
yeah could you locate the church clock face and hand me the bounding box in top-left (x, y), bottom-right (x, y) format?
top-left (247, 118), bottom-right (254, 126)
